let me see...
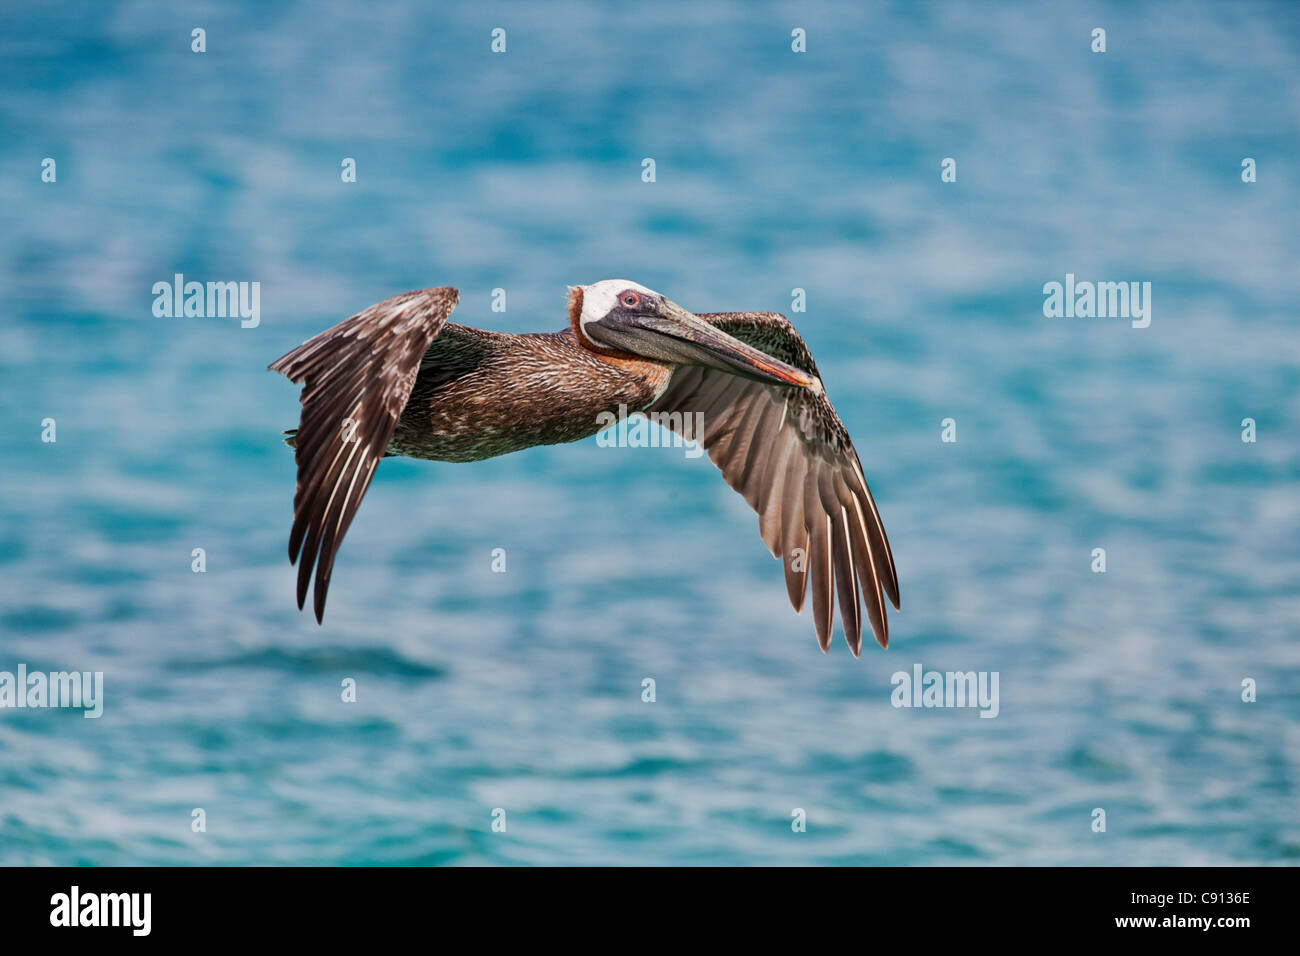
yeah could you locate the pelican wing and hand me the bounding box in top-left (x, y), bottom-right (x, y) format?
top-left (646, 312), bottom-right (898, 654)
top-left (268, 287), bottom-right (459, 622)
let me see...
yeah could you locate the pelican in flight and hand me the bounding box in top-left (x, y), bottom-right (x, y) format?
top-left (269, 281), bottom-right (899, 655)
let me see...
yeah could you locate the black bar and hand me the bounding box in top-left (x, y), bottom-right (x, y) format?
top-left (0, 866), bottom-right (1281, 942)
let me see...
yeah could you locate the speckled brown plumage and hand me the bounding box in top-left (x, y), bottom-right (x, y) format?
top-left (390, 325), bottom-right (669, 462)
top-left (270, 286), bottom-right (898, 655)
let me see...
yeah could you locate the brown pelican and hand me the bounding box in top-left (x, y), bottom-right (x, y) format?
top-left (269, 281), bottom-right (899, 655)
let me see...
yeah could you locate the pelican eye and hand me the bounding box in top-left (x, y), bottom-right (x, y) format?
top-left (621, 292), bottom-right (641, 309)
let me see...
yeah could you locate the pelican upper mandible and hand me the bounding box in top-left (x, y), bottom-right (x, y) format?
top-left (269, 280), bottom-right (899, 655)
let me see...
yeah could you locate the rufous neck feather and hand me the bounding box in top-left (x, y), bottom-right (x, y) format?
top-left (567, 285), bottom-right (584, 333)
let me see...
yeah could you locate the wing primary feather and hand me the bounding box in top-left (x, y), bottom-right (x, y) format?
top-left (781, 469), bottom-right (810, 613)
top-left (848, 453), bottom-right (900, 610)
top-left (313, 457), bottom-right (379, 623)
top-left (310, 438), bottom-right (369, 622)
top-left (820, 469), bottom-right (862, 656)
top-left (805, 471), bottom-right (834, 651)
top-left (756, 429), bottom-right (798, 556)
top-left (839, 473), bottom-right (888, 649)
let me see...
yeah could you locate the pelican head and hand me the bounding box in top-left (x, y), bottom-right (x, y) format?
top-left (572, 279), bottom-right (816, 389)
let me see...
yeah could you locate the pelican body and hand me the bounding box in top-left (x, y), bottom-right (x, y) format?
top-left (389, 326), bottom-right (669, 463)
top-left (270, 281), bottom-right (899, 655)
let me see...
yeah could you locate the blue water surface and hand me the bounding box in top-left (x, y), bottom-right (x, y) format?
top-left (1, 1), bottom-right (1298, 865)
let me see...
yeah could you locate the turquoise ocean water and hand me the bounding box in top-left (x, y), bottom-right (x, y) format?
top-left (1, 1), bottom-right (1298, 864)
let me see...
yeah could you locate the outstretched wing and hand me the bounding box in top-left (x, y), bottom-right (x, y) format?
top-left (268, 287), bottom-right (459, 622)
top-left (647, 312), bottom-right (898, 655)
